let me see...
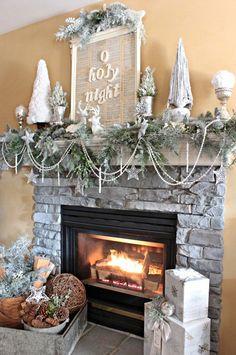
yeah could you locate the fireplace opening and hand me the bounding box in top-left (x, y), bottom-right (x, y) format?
top-left (61, 206), bottom-right (177, 335)
top-left (78, 233), bottom-right (165, 297)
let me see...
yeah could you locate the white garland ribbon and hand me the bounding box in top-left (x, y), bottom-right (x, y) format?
top-left (1, 119), bottom-right (226, 188)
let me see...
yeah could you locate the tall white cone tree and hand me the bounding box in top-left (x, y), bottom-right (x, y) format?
top-left (27, 59), bottom-right (52, 124)
top-left (167, 38), bottom-right (193, 109)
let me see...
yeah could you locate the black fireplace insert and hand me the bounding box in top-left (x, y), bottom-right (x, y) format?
top-left (61, 206), bottom-right (176, 336)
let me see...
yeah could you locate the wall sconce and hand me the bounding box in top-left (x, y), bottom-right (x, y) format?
top-left (211, 70), bottom-right (235, 120)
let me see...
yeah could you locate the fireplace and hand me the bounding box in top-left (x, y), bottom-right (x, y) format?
top-left (61, 205), bottom-right (177, 335)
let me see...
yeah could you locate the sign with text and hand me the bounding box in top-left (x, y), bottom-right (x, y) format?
top-left (71, 27), bottom-right (141, 127)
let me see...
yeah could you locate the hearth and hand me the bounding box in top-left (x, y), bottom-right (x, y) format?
top-left (61, 205), bottom-right (176, 335)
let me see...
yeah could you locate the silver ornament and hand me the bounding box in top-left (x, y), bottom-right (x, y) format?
top-left (161, 301), bottom-right (175, 316)
top-left (15, 105), bottom-right (28, 129)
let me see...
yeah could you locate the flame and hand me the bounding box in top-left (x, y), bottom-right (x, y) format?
top-left (106, 249), bottom-right (144, 274)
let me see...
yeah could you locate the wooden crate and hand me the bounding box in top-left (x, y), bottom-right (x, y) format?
top-left (0, 303), bottom-right (87, 355)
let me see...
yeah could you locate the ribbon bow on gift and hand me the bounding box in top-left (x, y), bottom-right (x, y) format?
top-left (151, 318), bottom-right (171, 355)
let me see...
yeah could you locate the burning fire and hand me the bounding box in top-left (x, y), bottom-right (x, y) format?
top-left (106, 249), bottom-right (144, 274)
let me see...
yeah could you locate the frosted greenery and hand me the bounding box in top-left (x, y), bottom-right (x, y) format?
top-left (0, 236), bottom-right (39, 298)
top-left (137, 66), bottom-right (157, 97)
top-left (56, 2), bottom-right (145, 47)
top-left (49, 82), bottom-right (68, 108)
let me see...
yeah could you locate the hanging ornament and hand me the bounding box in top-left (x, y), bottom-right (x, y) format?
top-left (57, 165), bottom-right (61, 186)
top-left (15, 154), bottom-right (18, 175)
top-left (138, 118), bottom-right (148, 139)
top-left (75, 177), bottom-right (86, 196)
top-left (25, 169), bottom-right (39, 184)
top-left (127, 165), bottom-right (141, 181)
top-left (214, 163), bottom-right (226, 184)
top-left (21, 131), bottom-right (35, 144)
top-left (26, 286), bottom-right (49, 304)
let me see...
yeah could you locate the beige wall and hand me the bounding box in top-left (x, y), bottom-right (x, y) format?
top-left (0, 0), bottom-right (235, 353)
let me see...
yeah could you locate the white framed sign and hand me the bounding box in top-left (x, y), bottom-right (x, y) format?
top-left (70, 26), bottom-right (141, 127)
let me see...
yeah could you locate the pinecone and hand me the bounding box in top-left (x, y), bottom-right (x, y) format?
top-left (38, 302), bottom-right (48, 318)
top-left (55, 307), bottom-right (69, 322)
top-left (31, 319), bottom-right (50, 328)
top-left (45, 317), bottom-right (59, 326)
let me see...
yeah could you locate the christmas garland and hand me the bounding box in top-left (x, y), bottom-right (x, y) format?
top-left (1, 113), bottom-right (236, 191)
top-left (56, 2), bottom-right (145, 47)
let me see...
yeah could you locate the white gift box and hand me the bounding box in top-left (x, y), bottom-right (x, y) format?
top-left (165, 268), bottom-right (209, 322)
top-left (144, 302), bottom-right (211, 355)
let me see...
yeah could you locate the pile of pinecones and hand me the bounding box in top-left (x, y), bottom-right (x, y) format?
top-left (20, 300), bottom-right (69, 328)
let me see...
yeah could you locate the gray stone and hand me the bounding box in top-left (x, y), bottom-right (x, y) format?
top-left (138, 189), bottom-right (172, 202)
top-left (126, 201), bottom-right (190, 213)
top-left (189, 229), bottom-right (223, 247)
top-left (35, 204), bottom-right (61, 213)
top-left (117, 167), bottom-right (180, 189)
top-left (209, 294), bottom-right (221, 309)
top-left (178, 244), bottom-right (203, 258)
top-left (208, 307), bottom-right (221, 319)
top-left (210, 287), bottom-right (221, 296)
top-left (190, 182), bottom-right (216, 196)
top-left (210, 341), bottom-right (219, 353)
top-left (211, 217), bottom-right (224, 230)
top-left (209, 273), bottom-right (222, 287)
top-left (33, 212), bottom-right (61, 225)
top-left (216, 183), bottom-right (226, 197)
top-left (204, 247), bottom-right (224, 261)
top-left (96, 199), bottom-right (124, 209)
top-left (34, 222), bottom-right (61, 232)
top-left (181, 166), bottom-right (215, 182)
top-left (33, 228), bottom-right (57, 240)
top-left (189, 258), bottom-right (223, 273)
top-left (72, 324), bottom-right (127, 355)
top-left (176, 254), bottom-right (189, 267)
top-left (178, 214), bottom-right (211, 229)
top-left (35, 186), bottom-right (73, 196)
top-left (86, 186), bottom-right (137, 201)
top-left (179, 193), bottom-right (202, 205)
top-left (34, 178), bottom-right (77, 187)
top-left (176, 228), bottom-right (190, 244)
top-left (210, 197), bottom-right (225, 207)
top-left (191, 205), bottom-right (224, 217)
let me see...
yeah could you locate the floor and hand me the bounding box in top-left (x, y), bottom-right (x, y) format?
top-left (72, 323), bottom-right (144, 355)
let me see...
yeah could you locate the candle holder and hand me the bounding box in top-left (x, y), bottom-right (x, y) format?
top-left (211, 70), bottom-right (235, 121)
top-left (15, 105), bottom-right (28, 129)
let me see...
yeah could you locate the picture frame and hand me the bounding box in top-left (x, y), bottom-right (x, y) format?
top-left (70, 26), bottom-right (141, 127)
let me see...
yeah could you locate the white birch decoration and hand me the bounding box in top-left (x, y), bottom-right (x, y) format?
top-left (27, 59), bottom-right (52, 124)
top-left (168, 38), bottom-right (193, 110)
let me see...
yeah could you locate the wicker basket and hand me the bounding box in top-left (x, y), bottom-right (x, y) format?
top-left (46, 274), bottom-right (86, 314)
top-left (0, 296), bottom-right (25, 328)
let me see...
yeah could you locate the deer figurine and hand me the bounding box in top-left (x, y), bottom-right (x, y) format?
top-left (88, 105), bottom-right (104, 135)
top-left (66, 100), bottom-right (89, 134)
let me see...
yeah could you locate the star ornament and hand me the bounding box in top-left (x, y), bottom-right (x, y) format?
top-left (21, 130), bottom-right (35, 144)
top-left (26, 286), bottom-right (49, 304)
top-left (25, 169), bottom-right (39, 184)
top-left (127, 165), bottom-right (141, 181)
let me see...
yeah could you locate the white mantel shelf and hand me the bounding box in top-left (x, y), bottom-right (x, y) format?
top-left (0, 135), bottom-right (220, 167)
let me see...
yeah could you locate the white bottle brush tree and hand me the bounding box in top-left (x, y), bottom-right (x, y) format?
top-left (137, 66), bottom-right (157, 97)
top-left (27, 59), bottom-right (52, 124)
top-left (49, 82), bottom-right (68, 109)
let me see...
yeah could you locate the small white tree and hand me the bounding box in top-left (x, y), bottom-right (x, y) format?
top-left (27, 59), bottom-right (52, 124)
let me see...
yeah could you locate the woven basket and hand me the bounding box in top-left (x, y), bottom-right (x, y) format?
top-left (46, 274), bottom-right (86, 314)
top-left (0, 296), bottom-right (25, 328)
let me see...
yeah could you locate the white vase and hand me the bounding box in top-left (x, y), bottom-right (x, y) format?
top-left (53, 106), bottom-right (66, 125)
top-left (141, 96), bottom-right (154, 116)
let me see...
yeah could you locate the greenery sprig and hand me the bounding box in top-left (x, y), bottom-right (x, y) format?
top-left (56, 2), bottom-right (145, 47)
top-left (1, 113), bottom-right (236, 188)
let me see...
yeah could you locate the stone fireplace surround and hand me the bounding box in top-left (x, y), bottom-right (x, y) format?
top-left (32, 166), bottom-right (225, 355)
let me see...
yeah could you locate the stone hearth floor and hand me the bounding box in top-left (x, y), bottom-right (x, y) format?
top-left (72, 323), bottom-right (144, 355)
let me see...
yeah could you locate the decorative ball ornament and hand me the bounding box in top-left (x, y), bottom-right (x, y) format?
top-left (161, 301), bottom-right (175, 317)
top-left (211, 70), bottom-right (235, 120)
top-left (15, 105), bottom-right (28, 129)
